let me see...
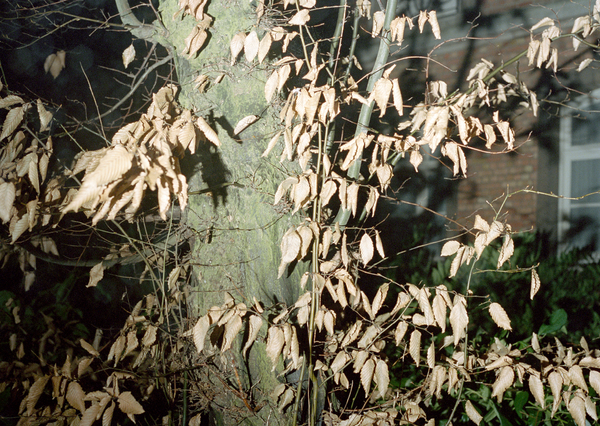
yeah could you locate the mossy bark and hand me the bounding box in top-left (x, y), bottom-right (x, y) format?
top-left (154, 1), bottom-right (305, 424)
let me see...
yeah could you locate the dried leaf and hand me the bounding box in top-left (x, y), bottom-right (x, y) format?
top-left (441, 240), bottom-right (460, 257)
top-left (1, 106), bottom-right (25, 141)
top-left (26, 375), bottom-right (50, 416)
top-left (0, 181), bottom-right (15, 223)
top-left (244, 31), bottom-right (259, 62)
top-left (44, 50), bottom-right (66, 79)
top-left (222, 313), bottom-right (242, 352)
top-left (394, 321), bottom-right (408, 345)
top-left (361, 358), bottom-right (375, 395)
top-left (80, 339), bottom-right (100, 357)
top-left (87, 262), bottom-right (105, 288)
top-left (122, 44), bottom-right (136, 69)
top-left (530, 269), bottom-right (541, 299)
top-left (258, 32), bottom-right (272, 64)
top-left (409, 329), bottom-right (422, 367)
top-left (67, 381), bottom-right (86, 412)
top-left (266, 326), bottom-right (285, 369)
top-left (242, 315), bottom-right (263, 357)
top-left (491, 366), bottom-right (514, 401)
top-left (360, 233), bottom-right (374, 265)
top-left (233, 115), bottom-right (259, 135)
top-left (118, 391), bottom-right (145, 415)
top-left (192, 315), bottom-right (210, 353)
top-left (374, 359), bottom-right (389, 399)
top-left (489, 302), bottom-right (512, 330)
top-left (567, 395), bottom-right (586, 426)
top-left (196, 116), bottom-right (221, 147)
top-left (465, 400), bottom-right (482, 425)
top-left (449, 296), bottom-right (468, 346)
top-left (230, 32), bottom-right (246, 65)
top-left (289, 9), bottom-right (310, 25)
top-left (372, 11), bottom-right (385, 37)
top-left (528, 374), bottom-right (545, 408)
top-left (428, 10), bottom-right (441, 39)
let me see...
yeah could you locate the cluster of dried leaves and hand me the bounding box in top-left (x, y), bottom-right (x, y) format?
top-left (3, 0), bottom-right (600, 424)
top-left (181, 1), bottom-right (600, 425)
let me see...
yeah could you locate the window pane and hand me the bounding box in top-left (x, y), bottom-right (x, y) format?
top-left (568, 206), bottom-right (600, 250)
top-left (571, 159), bottom-right (600, 202)
top-left (571, 102), bottom-right (600, 146)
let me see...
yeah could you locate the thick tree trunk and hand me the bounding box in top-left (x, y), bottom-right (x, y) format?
top-left (149, 1), bottom-right (304, 424)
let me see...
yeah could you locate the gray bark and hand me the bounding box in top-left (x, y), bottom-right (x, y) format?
top-left (119, 0), bottom-right (305, 424)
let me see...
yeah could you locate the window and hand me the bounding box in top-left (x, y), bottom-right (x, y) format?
top-left (558, 90), bottom-right (600, 251)
top-left (401, 0), bottom-right (460, 17)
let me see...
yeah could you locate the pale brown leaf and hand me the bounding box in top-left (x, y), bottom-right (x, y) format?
top-left (244, 31), bottom-right (259, 62)
top-left (395, 321), bottom-right (408, 345)
top-left (449, 296), bottom-right (468, 346)
top-left (1, 106), bottom-right (25, 141)
top-left (465, 400), bottom-right (482, 425)
top-left (196, 116), bottom-right (221, 147)
top-left (67, 381), bottom-right (86, 412)
top-left (0, 181), bottom-right (15, 223)
top-left (289, 9), bottom-right (310, 25)
top-left (230, 32), bottom-right (246, 65)
top-left (530, 269), bottom-right (541, 300)
top-left (118, 391), bottom-right (145, 415)
top-left (87, 262), bottom-right (105, 288)
top-left (233, 115), bottom-right (259, 135)
top-left (374, 359), bottom-right (389, 399)
top-left (441, 240), bottom-right (460, 257)
top-left (26, 375), bottom-right (50, 416)
top-left (222, 313), bottom-right (242, 352)
top-left (80, 339), bottom-right (100, 357)
top-left (44, 50), bottom-right (66, 79)
top-left (529, 374), bottom-right (545, 408)
top-left (192, 315), bottom-right (210, 353)
top-left (266, 326), bottom-right (285, 369)
top-left (409, 329), bottom-right (422, 367)
top-left (360, 358), bottom-right (375, 395)
top-left (567, 395), bottom-right (586, 426)
top-left (122, 44), bottom-right (136, 69)
top-left (258, 32), bottom-right (272, 64)
top-left (242, 315), bottom-right (263, 357)
top-left (491, 366), bottom-right (514, 401)
top-left (360, 233), bottom-right (374, 265)
top-left (489, 302), bottom-right (512, 330)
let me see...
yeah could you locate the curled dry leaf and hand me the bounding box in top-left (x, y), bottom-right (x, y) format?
top-left (1, 105), bottom-right (25, 141)
top-left (233, 115), bottom-right (259, 135)
top-left (230, 32), bottom-right (246, 65)
top-left (242, 315), bottom-right (263, 357)
top-left (465, 400), bottom-right (483, 425)
top-left (66, 381), bottom-right (86, 412)
top-left (87, 262), bottom-right (105, 288)
top-left (266, 326), bottom-right (285, 369)
top-left (26, 375), bottom-right (50, 416)
top-left (122, 44), bottom-right (136, 69)
top-left (360, 233), bottom-right (374, 265)
top-left (118, 391), bottom-right (145, 416)
top-left (530, 269), bottom-right (541, 299)
top-left (361, 358), bottom-right (375, 395)
top-left (289, 9), bottom-right (310, 26)
top-left (529, 374), bottom-right (545, 408)
top-left (491, 366), bottom-right (514, 401)
top-left (489, 302), bottom-right (512, 330)
top-left (244, 30), bottom-right (259, 62)
top-left (374, 359), bottom-right (389, 399)
top-left (409, 329), bottom-right (422, 367)
top-left (44, 50), bottom-right (66, 79)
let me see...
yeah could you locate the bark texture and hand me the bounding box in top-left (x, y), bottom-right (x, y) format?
top-left (151, 1), bottom-right (304, 424)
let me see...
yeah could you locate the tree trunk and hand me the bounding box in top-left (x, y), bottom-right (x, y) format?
top-left (144, 0), bottom-right (304, 423)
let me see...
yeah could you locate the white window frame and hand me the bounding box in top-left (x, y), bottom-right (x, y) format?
top-left (558, 88), bottom-right (600, 252)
